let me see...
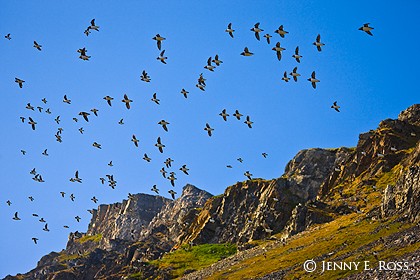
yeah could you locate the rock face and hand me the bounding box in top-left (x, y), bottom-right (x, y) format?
top-left (141, 184), bottom-right (213, 244)
top-left (177, 147), bottom-right (351, 247)
top-left (382, 142), bottom-right (420, 223)
top-left (88, 193), bottom-right (170, 242)
top-left (6, 104), bottom-right (420, 280)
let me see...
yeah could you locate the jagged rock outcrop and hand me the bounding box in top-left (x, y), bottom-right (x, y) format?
top-left (141, 184), bottom-right (213, 245)
top-left (382, 141), bottom-right (420, 223)
top-left (282, 201), bottom-right (334, 238)
top-left (89, 194), bottom-right (170, 244)
top-left (178, 147), bottom-right (350, 246)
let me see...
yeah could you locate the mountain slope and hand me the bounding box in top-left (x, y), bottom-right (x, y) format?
top-left (5, 104), bottom-right (420, 280)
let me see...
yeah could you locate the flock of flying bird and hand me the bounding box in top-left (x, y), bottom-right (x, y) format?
top-left (5, 19), bottom-right (374, 244)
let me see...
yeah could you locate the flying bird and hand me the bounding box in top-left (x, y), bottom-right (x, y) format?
top-left (62, 95), bottom-right (71, 104)
top-left (151, 93), bottom-right (160, 104)
top-left (78, 47), bottom-right (90, 60)
top-left (262, 153), bottom-right (268, 158)
top-left (5, 33), bottom-right (11, 40)
top-left (251, 22), bottom-right (263, 40)
top-left (43, 224), bottom-right (49, 231)
top-left (225, 23), bottom-right (235, 38)
top-left (168, 172), bottom-right (177, 187)
top-left (70, 170), bottom-right (82, 183)
top-left (219, 109), bottom-right (229, 121)
top-left (140, 70), bottom-right (151, 82)
top-left (20, 117), bottom-right (25, 123)
top-left (313, 34), bottom-right (325, 52)
top-left (42, 149), bottom-right (48, 156)
top-left (104, 96), bottom-right (114, 106)
top-left (91, 108), bottom-right (99, 116)
top-left (331, 101), bottom-right (340, 112)
top-left (198, 73), bottom-right (206, 86)
top-left (204, 57), bottom-right (215, 72)
top-left (157, 50), bottom-right (167, 64)
top-left (36, 106), bottom-right (43, 112)
top-left (274, 25), bottom-right (289, 38)
top-left (108, 161), bottom-right (113, 167)
top-left (152, 34), bottom-right (166, 50)
top-left (32, 238), bottom-right (39, 244)
top-left (164, 158), bottom-right (174, 168)
top-left (13, 212), bottom-right (21, 220)
top-left (204, 123), bottom-right (214, 136)
top-left (60, 191), bottom-right (65, 197)
top-left (244, 116), bottom-right (253, 128)
top-left (41, 98), bottom-right (47, 104)
top-left (92, 142), bottom-right (102, 149)
top-left (21, 150), bottom-right (27, 155)
top-left (33, 41), bottom-right (42, 51)
top-left (143, 154), bottom-right (151, 162)
top-left (168, 190), bottom-right (177, 200)
top-left (181, 88), bottom-right (189, 98)
top-left (241, 47), bottom-right (253, 56)
top-left (359, 23), bottom-right (374, 36)
top-left (263, 34), bottom-right (272, 44)
top-left (233, 110), bottom-right (243, 120)
top-left (292, 46), bottom-right (302, 63)
top-left (282, 71), bottom-right (290, 82)
top-left (122, 94), bottom-right (133, 109)
top-left (6, 200), bottom-right (12, 206)
top-left (26, 103), bottom-right (34, 110)
top-left (160, 167), bottom-right (167, 178)
top-left (45, 108), bottom-right (51, 114)
top-left (118, 119), bottom-right (124, 125)
top-left (28, 117), bottom-right (37, 130)
top-left (244, 171), bottom-right (253, 180)
top-left (212, 54), bottom-right (223, 66)
top-left (308, 71), bottom-right (320, 89)
top-left (272, 42), bottom-right (285, 61)
top-left (15, 78), bottom-right (25, 88)
top-left (89, 19), bottom-right (100, 31)
top-left (79, 127), bottom-right (84, 134)
top-left (180, 165), bottom-right (189, 175)
top-left (158, 120), bottom-right (170, 132)
top-left (79, 111), bottom-right (90, 122)
top-left (131, 135), bottom-right (139, 147)
top-left (151, 185), bottom-right (159, 194)
top-left (196, 83), bottom-right (205, 91)
top-left (55, 133), bottom-right (62, 143)
top-left (70, 194), bottom-right (75, 201)
top-left (155, 137), bottom-right (165, 153)
top-left (91, 196), bottom-right (98, 203)
top-left (290, 67), bottom-right (300, 82)
top-left (75, 216), bottom-right (81, 222)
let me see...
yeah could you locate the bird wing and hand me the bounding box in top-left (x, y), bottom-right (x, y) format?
top-left (276, 50), bottom-right (282, 61)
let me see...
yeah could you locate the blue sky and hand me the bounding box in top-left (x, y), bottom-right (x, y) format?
top-left (1, 0), bottom-right (419, 277)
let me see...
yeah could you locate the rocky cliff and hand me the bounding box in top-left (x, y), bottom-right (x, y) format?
top-left (5, 104), bottom-right (419, 280)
